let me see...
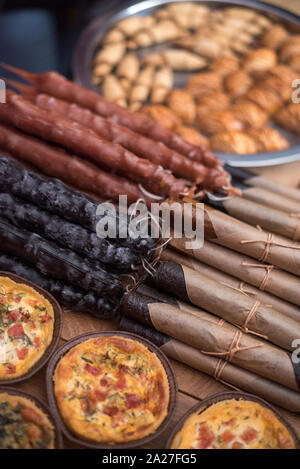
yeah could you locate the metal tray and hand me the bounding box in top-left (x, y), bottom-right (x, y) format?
top-left (73, 0), bottom-right (300, 168)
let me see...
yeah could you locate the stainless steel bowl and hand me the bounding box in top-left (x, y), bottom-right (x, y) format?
top-left (73, 0), bottom-right (300, 168)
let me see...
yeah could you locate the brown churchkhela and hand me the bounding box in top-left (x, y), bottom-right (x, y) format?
top-left (149, 261), bottom-right (300, 351)
top-left (31, 93), bottom-right (222, 185)
top-left (0, 91), bottom-right (186, 198)
top-left (1, 65), bottom-right (220, 168)
top-left (120, 316), bottom-right (300, 413)
top-left (0, 124), bottom-right (154, 205)
top-left (122, 289), bottom-right (300, 392)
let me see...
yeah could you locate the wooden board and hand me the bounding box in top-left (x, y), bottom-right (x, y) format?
top-left (10, 309), bottom-right (300, 449)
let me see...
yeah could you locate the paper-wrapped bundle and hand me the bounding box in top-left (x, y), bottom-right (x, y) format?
top-left (122, 290), bottom-right (300, 391)
top-left (232, 178), bottom-right (300, 215)
top-left (206, 194), bottom-right (300, 242)
top-left (161, 248), bottom-right (300, 322)
top-left (168, 238), bottom-right (300, 308)
top-left (149, 261), bottom-right (300, 351)
top-left (226, 165), bottom-right (300, 204)
top-left (120, 315), bottom-right (300, 413)
top-left (171, 197), bottom-right (300, 277)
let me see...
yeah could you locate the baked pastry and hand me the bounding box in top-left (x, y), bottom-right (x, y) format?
top-left (143, 49), bottom-right (207, 71)
top-left (279, 35), bottom-right (300, 62)
top-left (175, 34), bottom-right (231, 59)
top-left (288, 54), bottom-right (300, 73)
top-left (102, 74), bottom-right (127, 107)
top-left (197, 110), bottom-right (244, 135)
top-left (140, 104), bottom-right (182, 130)
top-left (151, 66), bottom-right (173, 104)
top-left (257, 76), bottom-right (293, 101)
top-left (264, 64), bottom-right (298, 85)
top-left (224, 71), bottom-right (253, 98)
top-left (167, 89), bottom-right (196, 123)
top-left (210, 130), bottom-right (258, 154)
top-left (210, 56), bottom-right (240, 76)
top-left (243, 48), bottom-right (277, 75)
top-left (274, 103), bottom-right (300, 134)
top-left (196, 91), bottom-right (230, 118)
top-left (0, 276), bottom-right (54, 379)
top-left (187, 72), bottom-right (222, 97)
top-left (244, 86), bottom-right (283, 114)
top-left (170, 399), bottom-right (296, 449)
top-left (0, 392), bottom-right (55, 449)
top-left (129, 66), bottom-right (155, 112)
top-left (175, 125), bottom-right (209, 147)
top-left (54, 336), bottom-right (170, 444)
top-left (232, 100), bottom-right (268, 128)
top-left (116, 53), bottom-right (140, 93)
top-left (155, 3), bottom-right (209, 30)
top-left (248, 128), bottom-right (289, 152)
top-left (260, 25), bottom-right (289, 49)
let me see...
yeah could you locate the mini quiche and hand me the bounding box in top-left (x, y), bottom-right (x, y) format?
top-left (0, 276), bottom-right (54, 380)
top-left (170, 399), bottom-right (295, 449)
top-left (0, 392), bottom-right (55, 449)
top-left (54, 336), bottom-right (170, 444)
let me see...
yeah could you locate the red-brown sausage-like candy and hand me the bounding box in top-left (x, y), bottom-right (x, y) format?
top-left (0, 123), bottom-right (154, 205)
top-left (33, 93), bottom-right (216, 184)
top-left (0, 92), bottom-right (187, 197)
top-left (2, 66), bottom-right (219, 167)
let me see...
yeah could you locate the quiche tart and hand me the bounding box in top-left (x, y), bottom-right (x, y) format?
top-left (53, 336), bottom-right (170, 444)
top-left (0, 392), bottom-right (55, 449)
top-left (0, 276), bottom-right (55, 380)
top-left (170, 398), bottom-right (296, 449)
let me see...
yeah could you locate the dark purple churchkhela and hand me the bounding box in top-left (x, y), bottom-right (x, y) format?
top-left (0, 253), bottom-right (119, 319)
top-left (0, 156), bottom-right (156, 258)
top-left (0, 193), bottom-right (138, 270)
top-left (0, 218), bottom-right (123, 298)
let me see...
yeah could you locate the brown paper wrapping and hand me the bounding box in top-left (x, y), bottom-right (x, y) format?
top-left (168, 198), bottom-right (300, 277)
top-left (150, 261), bottom-right (300, 351)
top-left (161, 248), bottom-right (300, 322)
top-left (168, 238), bottom-right (300, 308)
top-left (120, 316), bottom-right (300, 413)
top-left (245, 175), bottom-right (300, 204)
top-left (122, 291), bottom-right (300, 392)
top-left (220, 196), bottom-right (300, 242)
top-left (205, 204), bottom-right (300, 277)
top-left (242, 186), bottom-right (300, 215)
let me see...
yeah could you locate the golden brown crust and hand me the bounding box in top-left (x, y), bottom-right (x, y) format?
top-left (274, 103), bottom-right (300, 134)
top-left (171, 399), bottom-right (296, 449)
top-left (167, 89), bottom-right (196, 124)
top-left (54, 336), bottom-right (170, 444)
top-left (140, 104), bottom-right (182, 130)
top-left (264, 64), bottom-right (298, 85)
top-left (248, 128), bottom-right (289, 152)
top-left (224, 71), bottom-right (253, 98)
top-left (175, 125), bottom-right (209, 147)
top-left (243, 48), bottom-right (277, 75)
top-left (197, 110), bottom-right (244, 135)
top-left (257, 76), bottom-right (293, 102)
top-left (196, 91), bottom-right (230, 118)
top-left (231, 100), bottom-right (268, 128)
top-left (288, 54), bottom-right (300, 73)
top-left (210, 130), bottom-right (258, 154)
top-left (243, 86), bottom-right (283, 114)
top-left (187, 72), bottom-right (223, 98)
top-left (210, 56), bottom-right (240, 76)
top-left (279, 35), bottom-right (300, 62)
top-left (0, 276), bottom-right (54, 380)
top-left (260, 25), bottom-right (289, 50)
top-left (0, 392), bottom-right (55, 449)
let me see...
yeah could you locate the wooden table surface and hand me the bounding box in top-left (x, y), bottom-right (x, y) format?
top-left (9, 0), bottom-right (300, 450)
